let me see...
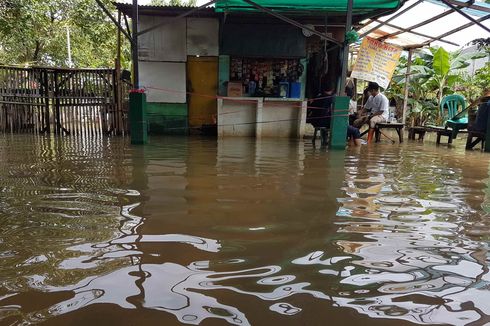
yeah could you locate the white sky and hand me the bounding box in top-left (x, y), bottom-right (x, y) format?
top-left (361, 0), bottom-right (490, 50)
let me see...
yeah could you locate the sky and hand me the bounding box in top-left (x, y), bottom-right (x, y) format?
top-left (362, 0), bottom-right (490, 50)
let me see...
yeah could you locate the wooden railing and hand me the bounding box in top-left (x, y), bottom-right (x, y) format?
top-left (0, 65), bottom-right (129, 136)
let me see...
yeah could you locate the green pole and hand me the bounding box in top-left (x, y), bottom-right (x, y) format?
top-left (329, 0), bottom-right (353, 150)
top-left (130, 92), bottom-right (148, 145)
top-left (329, 96), bottom-right (349, 149)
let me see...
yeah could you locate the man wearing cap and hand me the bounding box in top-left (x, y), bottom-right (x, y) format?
top-left (364, 82), bottom-right (389, 143)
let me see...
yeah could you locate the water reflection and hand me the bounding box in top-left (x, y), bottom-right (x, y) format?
top-left (0, 135), bottom-right (489, 325)
top-left (333, 145), bottom-right (490, 325)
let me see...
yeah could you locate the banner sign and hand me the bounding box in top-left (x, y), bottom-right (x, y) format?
top-left (351, 37), bottom-right (402, 89)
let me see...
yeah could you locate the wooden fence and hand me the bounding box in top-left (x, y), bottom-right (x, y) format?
top-left (0, 65), bottom-right (129, 136)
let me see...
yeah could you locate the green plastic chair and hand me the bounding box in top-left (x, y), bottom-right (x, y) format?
top-left (441, 94), bottom-right (468, 138)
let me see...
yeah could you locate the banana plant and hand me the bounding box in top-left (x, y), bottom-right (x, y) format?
top-left (387, 46), bottom-right (486, 124)
top-left (457, 62), bottom-right (490, 105)
top-left (429, 47), bottom-right (486, 113)
top-left (386, 55), bottom-right (435, 125)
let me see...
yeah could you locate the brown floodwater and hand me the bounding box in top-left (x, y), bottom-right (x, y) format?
top-left (0, 134), bottom-right (489, 326)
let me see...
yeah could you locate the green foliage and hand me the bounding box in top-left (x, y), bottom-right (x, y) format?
top-left (0, 0), bottom-right (127, 68)
top-left (345, 30), bottom-right (359, 44)
top-left (387, 46), bottom-right (487, 126)
top-left (457, 63), bottom-right (490, 105)
top-left (469, 37), bottom-right (490, 52)
top-left (474, 63), bottom-right (490, 89)
top-left (432, 47), bottom-right (450, 77)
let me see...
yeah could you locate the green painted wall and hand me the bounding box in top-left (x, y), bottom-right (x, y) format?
top-left (129, 92), bottom-right (148, 144)
top-left (146, 103), bottom-right (188, 135)
top-left (329, 96), bottom-right (349, 150)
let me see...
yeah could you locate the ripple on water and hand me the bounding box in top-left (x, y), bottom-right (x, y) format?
top-left (1, 136), bottom-right (490, 325)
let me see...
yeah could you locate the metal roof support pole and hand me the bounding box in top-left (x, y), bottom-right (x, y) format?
top-left (94, 0), bottom-right (132, 42)
top-left (370, 19), bottom-right (459, 46)
top-left (324, 14), bottom-right (329, 76)
top-left (123, 13), bottom-right (132, 39)
top-left (423, 14), bottom-right (490, 45)
top-left (132, 0), bottom-right (139, 89)
top-left (355, 7), bottom-right (403, 25)
top-left (339, 0), bottom-right (353, 96)
top-left (439, 0), bottom-right (490, 33)
top-left (402, 48), bottom-right (413, 127)
top-left (359, 0), bottom-right (423, 38)
top-left (129, 0), bottom-right (148, 145)
top-left (324, 14), bottom-right (328, 50)
top-left (117, 10), bottom-right (122, 73)
top-left (445, 0), bottom-right (490, 13)
top-left (116, 10), bottom-right (122, 133)
top-left (378, 6), bottom-right (458, 41)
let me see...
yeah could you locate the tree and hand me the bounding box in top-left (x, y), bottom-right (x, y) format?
top-left (470, 37), bottom-right (490, 52)
top-left (388, 54), bottom-right (438, 126)
top-left (387, 46), bottom-right (486, 125)
top-left (420, 47), bottom-right (485, 109)
top-left (0, 0), bottom-right (124, 68)
top-left (456, 63), bottom-right (490, 105)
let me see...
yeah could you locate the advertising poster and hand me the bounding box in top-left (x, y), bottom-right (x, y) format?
top-left (351, 37), bottom-right (402, 89)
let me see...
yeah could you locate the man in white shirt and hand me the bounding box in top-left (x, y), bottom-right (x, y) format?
top-left (348, 98), bottom-right (357, 116)
top-left (364, 82), bottom-right (389, 143)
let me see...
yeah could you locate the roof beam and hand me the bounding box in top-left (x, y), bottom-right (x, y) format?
top-left (423, 13), bottom-right (490, 44)
top-left (355, 7), bottom-right (402, 24)
top-left (123, 12), bottom-right (132, 39)
top-left (438, 0), bottom-right (490, 33)
top-left (371, 18), bottom-right (460, 46)
top-left (95, 0), bottom-right (132, 42)
top-left (377, 5), bottom-right (462, 40)
top-left (359, 0), bottom-right (424, 38)
top-left (339, 0), bottom-right (354, 96)
top-left (442, 0), bottom-right (490, 13)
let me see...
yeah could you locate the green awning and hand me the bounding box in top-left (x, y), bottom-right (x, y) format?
top-left (215, 0), bottom-right (402, 14)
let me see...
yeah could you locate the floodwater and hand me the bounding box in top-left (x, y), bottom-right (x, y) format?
top-left (0, 134), bottom-right (489, 326)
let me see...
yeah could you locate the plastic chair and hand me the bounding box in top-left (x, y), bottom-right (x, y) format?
top-left (441, 94), bottom-right (468, 139)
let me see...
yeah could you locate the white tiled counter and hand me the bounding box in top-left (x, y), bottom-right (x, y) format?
top-left (217, 97), bottom-right (307, 138)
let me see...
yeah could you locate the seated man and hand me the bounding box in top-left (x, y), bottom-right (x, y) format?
top-left (364, 82), bottom-right (389, 143)
top-left (470, 89), bottom-right (490, 133)
top-left (346, 86), bottom-right (358, 125)
top-left (347, 125), bottom-right (362, 146)
top-left (352, 87), bottom-right (371, 128)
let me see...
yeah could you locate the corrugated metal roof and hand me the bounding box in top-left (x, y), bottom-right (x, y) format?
top-left (113, 1), bottom-right (400, 22)
top-left (113, 2), bottom-right (217, 17)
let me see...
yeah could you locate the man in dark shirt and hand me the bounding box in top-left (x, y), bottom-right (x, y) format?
top-left (307, 87), bottom-right (335, 129)
top-left (471, 90), bottom-right (490, 133)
